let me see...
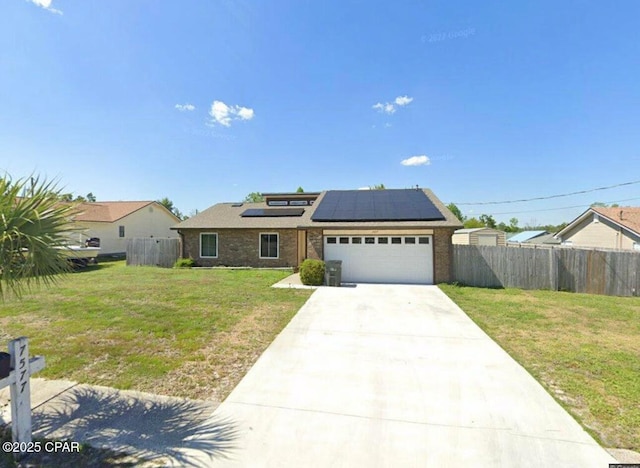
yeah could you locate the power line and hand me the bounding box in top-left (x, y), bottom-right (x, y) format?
top-left (454, 179), bottom-right (640, 206)
top-left (482, 197), bottom-right (640, 216)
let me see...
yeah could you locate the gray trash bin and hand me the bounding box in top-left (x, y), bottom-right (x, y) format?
top-left (325, 260), bottom-right (342, 287)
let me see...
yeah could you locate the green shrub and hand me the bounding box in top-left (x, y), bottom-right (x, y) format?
top-left (174, 257), bottom-right (195, 268)
top-left (299, 259), bottom-right (325, 286)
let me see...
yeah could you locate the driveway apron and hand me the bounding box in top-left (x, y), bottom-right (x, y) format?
top-left (195, 285), bottom-right (616, 467)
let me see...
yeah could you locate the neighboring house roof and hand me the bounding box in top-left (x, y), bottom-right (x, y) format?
top-left (556, 206), bottom-right (640, 239)
top-left (72, 201), bottom-right (178, 223)
top-left (506, 230), bottom-right (548, 243)
top-left (173, 189), bottom-right (462, 230)
top-left (525, 233), bottom-right (561, 245)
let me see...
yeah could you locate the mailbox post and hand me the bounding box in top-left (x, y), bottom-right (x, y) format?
top-left (0, 337), bottom-right (45, 459)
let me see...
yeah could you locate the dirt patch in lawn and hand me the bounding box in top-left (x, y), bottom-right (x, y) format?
top-left (153, 303), bottom-right (294, 402)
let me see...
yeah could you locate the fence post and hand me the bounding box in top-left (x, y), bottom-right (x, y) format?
top-left (549, 247), bottom-right (558, 291)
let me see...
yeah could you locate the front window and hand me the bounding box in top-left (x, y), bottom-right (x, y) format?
top-left (200, 233), bottom-right (218, 258)
top-left (119, 226), bottom-right (125, 238)
top-left (260, 233), bottom-right (279, 258)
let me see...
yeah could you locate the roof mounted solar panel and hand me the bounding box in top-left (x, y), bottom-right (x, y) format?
top-left (241, 208), bottom-right (305, 217)
top-left (311, 189), bottom-right (445, 222)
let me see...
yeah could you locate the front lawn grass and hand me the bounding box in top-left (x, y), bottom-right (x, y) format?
top-left (0, 261), bottom-right (312, 401)
top-left (439, 284), bottom-right (640, 451)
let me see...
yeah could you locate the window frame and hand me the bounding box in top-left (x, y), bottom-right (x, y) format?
top-left (118, 225), bottom-right (125, 238)
top-left (200, 232), bottom-right (219, 258)
top-left (259, 232), bottom-right (279, 259)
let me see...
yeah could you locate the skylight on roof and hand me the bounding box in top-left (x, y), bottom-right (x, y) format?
top-left (241, 208), bottom-right (305, 217)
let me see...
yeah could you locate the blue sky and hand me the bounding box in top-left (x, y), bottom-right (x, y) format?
top-left (2, 0), bottom-right (639, 226)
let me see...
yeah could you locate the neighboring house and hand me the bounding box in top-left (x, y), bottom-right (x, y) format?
top-left (172, 188), bottom-right (462, 284)
top-left (506, 230), bottom-right (549, 245)
top-left (524, 232), bottom-right (561, 246)
top-left (70, 201), bottom-right (181, 256)
top-left (452, 228), bottom-right (506, 246)
top-left (554, 206), bottom-right (640, 251)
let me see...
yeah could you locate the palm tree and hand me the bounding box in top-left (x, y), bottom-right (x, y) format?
top-left (0, 175), bottom-right (78, 298)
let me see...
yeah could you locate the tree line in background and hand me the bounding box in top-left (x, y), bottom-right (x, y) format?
top-left (59, 192), bottom-right (96, 202)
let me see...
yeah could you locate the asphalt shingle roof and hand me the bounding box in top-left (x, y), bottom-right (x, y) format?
top-left (591, 206), bottom-right (640, 236)
top-left (72, 201), bottom-right (174, 223)
top-left (173, 189), bottom-right (462, 230)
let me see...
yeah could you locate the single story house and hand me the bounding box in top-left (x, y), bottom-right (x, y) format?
top-left (172, 188), bottom-right (462, 284)
top-left (452, 228), bottom-right (506, 246)
top-left (523, 232), bottom-right (561, 246)
top-left (554, 206), bottom-right (640, 251)
top-left (70, 201), bottom-right (181, 256)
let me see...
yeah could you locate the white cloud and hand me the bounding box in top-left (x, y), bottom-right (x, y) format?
top-left (401, 155), bottom-right (431, 166)
top-left (175, 103), bottom-right (196, 112)
top-left (372, 95), bottom-right (413, 115)
top-left (209, 100), bottom-right (255, 127)
top-left (30, 0), bottom-right (63, 14)
top-left (395, 95), bottom-right (413, 106)
top-left (210, 101), bottom-right (232, 126)
top-left (236, 106), bottom-right (254, 121)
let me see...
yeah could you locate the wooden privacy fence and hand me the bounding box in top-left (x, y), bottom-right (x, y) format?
top-left (452, 245), bottom-right (640, 297)
top-left (126, 238), bottom-right (181, 268)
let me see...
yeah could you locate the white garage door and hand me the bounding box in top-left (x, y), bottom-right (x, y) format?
top-left (324, 235), bottom-right (433, 284)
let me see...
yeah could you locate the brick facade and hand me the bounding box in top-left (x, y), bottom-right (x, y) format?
top-left (181, 226), bottom-right (455, 283)
top-left (182, 228), bottom-right (298, 268)
top-left (433, 228), bottom-right (455, 283)
top-left (305, 228), bottom-right (323, 260)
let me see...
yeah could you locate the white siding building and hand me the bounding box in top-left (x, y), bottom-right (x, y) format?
top-left (71, 201), bottom-right (181, 256)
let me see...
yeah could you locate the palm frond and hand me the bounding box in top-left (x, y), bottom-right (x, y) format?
top-left (0, 175), bottom-right (79, 299)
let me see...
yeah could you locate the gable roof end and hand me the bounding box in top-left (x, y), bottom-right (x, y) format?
top-left (72, 201), bottom-right (179, 223)
top-left (555, 206), bottom-right (640, 239)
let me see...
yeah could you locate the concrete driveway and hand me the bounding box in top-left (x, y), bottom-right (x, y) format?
top-left (193, 285), bottom-right (616, 467)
